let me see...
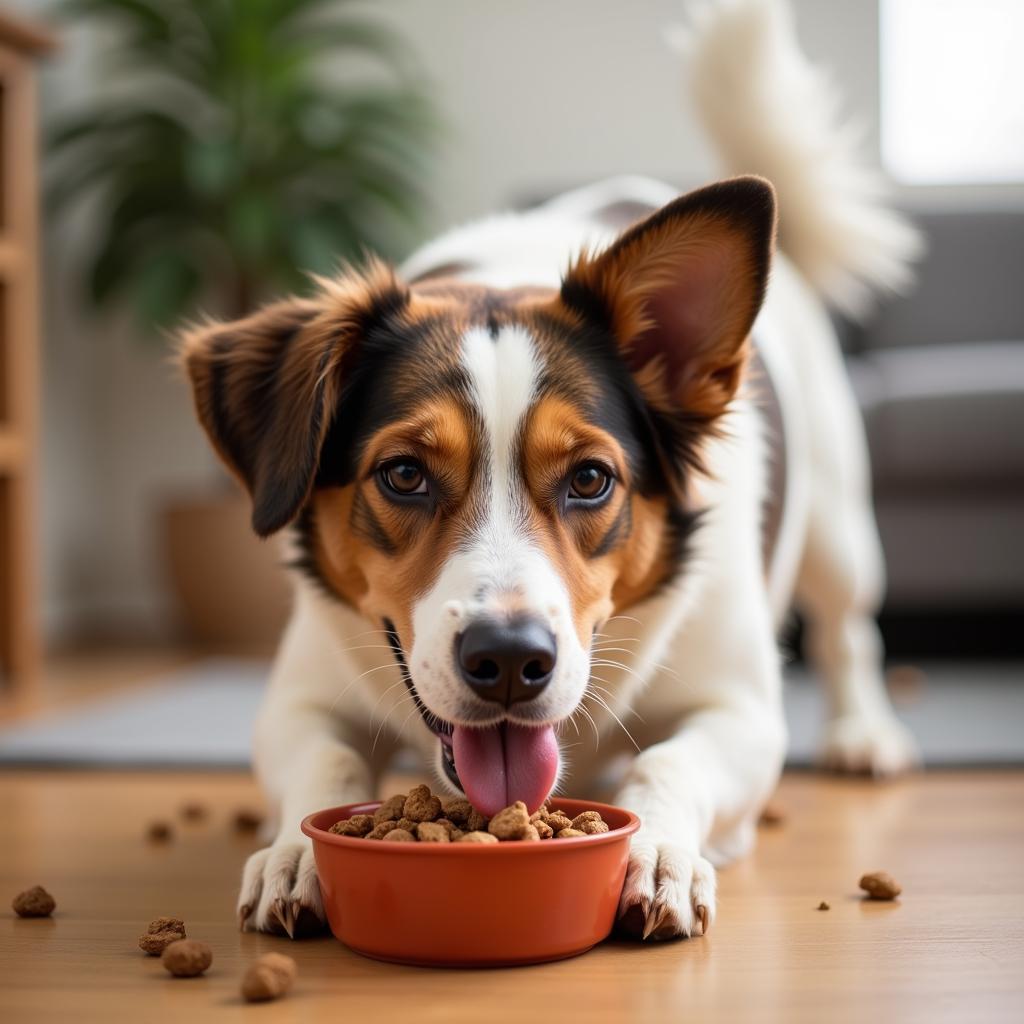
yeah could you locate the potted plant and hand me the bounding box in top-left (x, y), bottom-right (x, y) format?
top-left (47, 0), bottom-right (436, 649)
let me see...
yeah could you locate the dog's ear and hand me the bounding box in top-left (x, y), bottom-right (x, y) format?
top-left (180, 262), bottom-right (408, 536)
top-left (559, 176), bottom-right (776, 431)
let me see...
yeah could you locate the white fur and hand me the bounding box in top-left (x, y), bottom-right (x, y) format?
top-left (409, 325), bottom-right (590, 727)
top-left (674, 0), bottom-right (923, 317)
top-left (237, 0), bottom-right (918, 939)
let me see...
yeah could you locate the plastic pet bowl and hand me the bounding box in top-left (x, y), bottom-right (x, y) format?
top-left (302, 798), bottom-right (640, 967)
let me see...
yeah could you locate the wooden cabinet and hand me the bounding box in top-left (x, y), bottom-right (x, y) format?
top-left (0, 13), bottom-right (53, 700)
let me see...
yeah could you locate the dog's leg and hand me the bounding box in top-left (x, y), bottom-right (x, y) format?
top-left (239, 712), bottom-right (373, 937)
top-left (614, 702), bottom-right (785, 940)
top-left (795, 395), bottom-right (918, 776)
top-left (238, 601), bottom-right (376, 937)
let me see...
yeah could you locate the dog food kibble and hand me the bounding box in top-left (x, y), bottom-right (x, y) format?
top-left (457, 831), bottom-right (499, 844)
top-left (12, 885), bottom-right (56, 918)
top-left (817, 901), bottom-right (831, 911)
top-left (139, 917), bottom-right (187, 955)
top-left (573, 813), bottom-right (610, 835)
top-left (441, 798), bottom-right (474, 825)
top-left (859, 871), bottom-right (902, 900)
top-left (328, 788), bottom-right (611, 843)
top-left (382, 828), bottom-right (417, 842)
top-left (758, 802), bottom-right (786, 827)
top-left (328, 813), bottom-right (374, 837)
top-left (161, 938), bottom-right (212, 977)
top-left (416, 822), bottom-right (450, 843)
top-left (366, 820), bottom-right (400, 840)
top-left (488, 801), bottom-right (531, 840)
top-left (147, 821), bottom-right (173, 843)
top-left (232, 809), bottom-right (263, 834)
top-left (180, 802), bottom-right (207, 823)
top-left (465, 809), bottom-right (490, 832)
top-left (403, 784), bottom-right (443, 822)
top-left (241, 952), bottom-right (297, 1003)
top-left (375, 794), bottom-right (407, 823)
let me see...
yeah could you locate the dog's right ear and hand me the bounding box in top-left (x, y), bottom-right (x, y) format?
top-left (180, 263), bottom-right (408, 537)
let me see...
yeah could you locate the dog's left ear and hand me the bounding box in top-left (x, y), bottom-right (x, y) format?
top-left (559, 176), bottom-right (776, 427)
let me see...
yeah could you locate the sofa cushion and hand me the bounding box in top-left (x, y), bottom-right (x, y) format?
top-left (848, 209), bottom-right (1024, 352)
top-left (848, 341), bottom-right (1024, 488)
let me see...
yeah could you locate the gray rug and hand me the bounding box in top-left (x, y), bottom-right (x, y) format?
top-left (0, 659), bottom-right (1021, 769)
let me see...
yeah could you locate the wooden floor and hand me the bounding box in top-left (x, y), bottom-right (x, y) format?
top-left (2, 769), bottom-right (1023, 1023)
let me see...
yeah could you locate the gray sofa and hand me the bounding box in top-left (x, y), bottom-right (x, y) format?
top-left (843, 209), bottom-right (1024, 611)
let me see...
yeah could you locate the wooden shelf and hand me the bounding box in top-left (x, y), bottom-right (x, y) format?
top-left (0, 428), bottom-right (24, 471)
top-left (0, 24), bottom-right (49, 698)
top-left (0, 238), bottom-right (23, 276)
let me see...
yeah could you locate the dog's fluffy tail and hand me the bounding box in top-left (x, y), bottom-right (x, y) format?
top-left (674, 0), bottom-right (922, 317)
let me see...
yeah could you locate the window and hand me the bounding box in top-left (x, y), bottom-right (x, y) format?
top-left (880, 0), bottom-right (1024, 185)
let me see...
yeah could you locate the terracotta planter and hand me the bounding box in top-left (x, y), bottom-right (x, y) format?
top-left (163, 490), bottom-right (291, 653)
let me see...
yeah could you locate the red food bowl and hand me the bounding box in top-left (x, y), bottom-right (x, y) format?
top-left (302, 798), bottom-right (640, 967)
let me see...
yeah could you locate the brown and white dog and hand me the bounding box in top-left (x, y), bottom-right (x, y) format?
top-left (182, 0), bottom-right (919, 940)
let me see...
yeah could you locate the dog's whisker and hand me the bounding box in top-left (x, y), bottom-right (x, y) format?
top-left (366, 677), bottom-right (412, 729)
top-left (372, 691), bottom-right (416, 753)
top-left (334, 628), bottom-right (392, 646)
top-left (394, 701), bottom-right (424, 744)
top-left (585, 689), bottom-right (642, 753)
top-left (576, 701), bottom-right (600, 748)
top-left (590, 655), bottom-right (684, 688)
top-left (327, 662), bottom-right (399, 717)
top-left (586, 676), bottom-right (646, 722)
top-left (588, 646), bottom-right (639, 659)
top-left (589, 658), bottom-right (649, 685)
top-left (333, 644), bottom-right (401, 656)
top-left (604, 614), bottom-right (642, 627)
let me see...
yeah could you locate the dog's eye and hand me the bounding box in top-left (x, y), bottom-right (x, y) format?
top-left (380, 461), bottom-right (428, 496)
top-left (568, 464), bottom-right (612, 502)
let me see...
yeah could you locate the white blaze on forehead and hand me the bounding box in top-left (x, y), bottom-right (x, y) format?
top-left (461, 325), bottom-right (540, 553)
top-left (409, 323), bottom-right (590, 726)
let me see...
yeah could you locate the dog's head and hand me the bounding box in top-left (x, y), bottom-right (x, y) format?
top-left (182, 178), bottom-right (775, 813)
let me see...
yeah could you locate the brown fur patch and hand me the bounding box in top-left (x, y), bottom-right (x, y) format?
top-left (554, 176), bottom-right (776, 447)
top-left (519, 396), bottom-right (677, 644)
top-left (308, 395), bottom-right (480, 641)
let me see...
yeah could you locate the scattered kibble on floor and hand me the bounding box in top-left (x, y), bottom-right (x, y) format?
top-left (12, 886), bottom-right (56, 918)
top-left (180, 802), bottom-right (208, 823)
top-left (146, 821), bottom-right (173, 843)
top-left (138, 917), bottom-right (186, 955)
top-left (241, 953), bottom-right (297, 1003)
top-left (161, 938), bottom-right (212, 977)
top-left (859, 871), bottom-right (902, 900)
top-left (232, 809), bottom-right (264, 834)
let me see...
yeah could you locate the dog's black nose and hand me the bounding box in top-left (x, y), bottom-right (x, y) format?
top-left (457, 617), bottom-right (556, 706)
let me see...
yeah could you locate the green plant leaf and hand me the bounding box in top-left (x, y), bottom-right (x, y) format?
top-left (47, 0), bottom-right (438, 331)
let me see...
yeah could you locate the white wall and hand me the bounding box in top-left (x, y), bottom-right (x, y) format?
top-left (18, 0), bottom-right (882, 645)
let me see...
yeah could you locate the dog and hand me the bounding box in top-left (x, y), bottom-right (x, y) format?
top-left (182, 0), bottom-right (920, 940)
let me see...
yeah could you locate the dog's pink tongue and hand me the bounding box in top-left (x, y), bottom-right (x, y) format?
top-left (452, 723), bottom-right (559, 817)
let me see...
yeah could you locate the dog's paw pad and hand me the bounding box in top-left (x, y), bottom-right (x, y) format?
top-left (616, 839), bottom-right (716, 941)
top-left (238, 842), bottom-right (328, 937)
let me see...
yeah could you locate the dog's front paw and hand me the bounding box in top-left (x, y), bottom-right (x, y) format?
top-left (237, 841), bottom-right (328, 937)
top-left (819, 713), bottom-right (919, 777)
top-left (616, 837), bottom-right (716, 941)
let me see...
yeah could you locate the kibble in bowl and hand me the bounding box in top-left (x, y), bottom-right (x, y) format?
top-left (302, 790), bottom-right (639, 967)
